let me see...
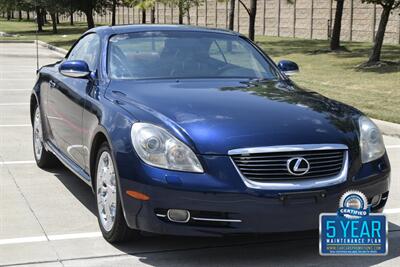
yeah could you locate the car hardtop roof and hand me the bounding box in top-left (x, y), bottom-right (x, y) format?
top-left (89, 24), bottom-right (242, 37)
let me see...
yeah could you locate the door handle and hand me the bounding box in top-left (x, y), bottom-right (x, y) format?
top-left (49, 80), bottom-right (56, 88)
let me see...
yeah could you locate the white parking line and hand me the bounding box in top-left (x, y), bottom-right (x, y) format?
top-left (48, 232), bottom-right (102, 241)
top-left (0, 124), bottom-right (31, 127)
top-left (0, 232), bottom-right (102, 246)
top-left (0, 79), bottom-right (34, 81)
top-left (0, 89), bottom-right (31, 92)
top-left (384, 208), bottom-right (400, 215)
top-left (0, 71), bottom-right (35, 73)
top-left (0, 236), bottom-right (47, 245)
top-left (387, 145), bottom-right (400, 149)
top-left (0, 103), bottom-right (29, 106)
top-left (0, 161), bottom-right (36, 165)
top-left (0, 232), bottom-right (102, 245)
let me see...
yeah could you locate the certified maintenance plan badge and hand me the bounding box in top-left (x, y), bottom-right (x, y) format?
top-left (320, 190), bottom-right (388, 255)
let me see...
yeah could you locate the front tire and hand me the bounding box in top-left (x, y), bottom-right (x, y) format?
top-left (32, 106), bottom-right (56, 168)
top-left (95, 142), bottom-right (139, 243)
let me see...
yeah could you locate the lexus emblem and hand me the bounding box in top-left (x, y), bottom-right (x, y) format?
top-left (287, 157), bottom-right (310, 176)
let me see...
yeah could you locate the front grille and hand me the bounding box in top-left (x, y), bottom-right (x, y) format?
top-left (231, 149), bottom-right (346, 181)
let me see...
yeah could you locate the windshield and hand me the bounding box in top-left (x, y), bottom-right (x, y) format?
top-left (107, 31), bottom-right (280, 80)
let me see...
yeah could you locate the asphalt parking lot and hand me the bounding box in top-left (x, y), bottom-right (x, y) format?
top-left (0, 42), bottom-right (399, 267)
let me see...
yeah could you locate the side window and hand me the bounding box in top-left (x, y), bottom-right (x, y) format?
top-left (68, 34), bottom-right (100, 71)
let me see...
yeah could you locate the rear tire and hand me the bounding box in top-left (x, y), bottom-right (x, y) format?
top-left (95, 142), bottom-right (139, 243)
top-left (32, 106), bottom-right (57, 168)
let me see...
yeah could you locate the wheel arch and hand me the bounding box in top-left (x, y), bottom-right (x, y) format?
top-left (30, 93), bottom-right (39, 125)
top-left (89, 125), bottom-right (132, 227)
top-left (89, 126), bottom-right (113, 190)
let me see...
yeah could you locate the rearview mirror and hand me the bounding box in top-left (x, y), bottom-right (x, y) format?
top-left (59, 60), bottom-right (90, 78)
top-left (277, 60), bottom-right (299, 76)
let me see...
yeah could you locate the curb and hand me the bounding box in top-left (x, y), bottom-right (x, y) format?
top-left (35, 40), bottom-right (68, 56)
top-left (0, 40), bottom-right (34, 43)
top-left (373, 119), bottom-right (400, 138)
top-left (0, 39), bottom-right (67, 56)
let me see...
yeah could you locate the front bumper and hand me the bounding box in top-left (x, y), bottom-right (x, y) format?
top-left (121, 169), bottom-right (390, 236)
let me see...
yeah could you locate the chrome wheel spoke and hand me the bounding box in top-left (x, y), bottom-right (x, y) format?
top-left (33, 108), bottom-right (43, 159)
top-left (96, 151), bottom-right (117, 232)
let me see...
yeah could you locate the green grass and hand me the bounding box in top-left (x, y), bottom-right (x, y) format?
top-left (0, 18), bottom-right (89, 49)
top-left (256, 36), bottom-right (400, 123)
top-left (1, 19), bottom-right (400, 123)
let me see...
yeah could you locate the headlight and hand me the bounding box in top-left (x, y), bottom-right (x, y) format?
top-left (359, 116), bottom-right (385, 163)
top-left (131, 123), bottom-right (203, 173)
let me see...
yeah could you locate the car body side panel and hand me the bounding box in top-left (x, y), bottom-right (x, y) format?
top-left (47, 66), bottom-right (87, 168)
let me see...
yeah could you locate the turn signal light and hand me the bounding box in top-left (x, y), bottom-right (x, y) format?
top-left (126, 190), bottom-right (150, 201)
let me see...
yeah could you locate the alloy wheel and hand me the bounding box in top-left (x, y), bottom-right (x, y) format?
top-left (33, 107), bottom-right (43, 160)
top-left (96, 151), bottom-right (117, 232)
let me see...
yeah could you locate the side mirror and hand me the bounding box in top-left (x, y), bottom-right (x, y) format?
top-left (59, 60), bottom-right (90, 78)
top-left (277, 60), bottom-right (299, 76)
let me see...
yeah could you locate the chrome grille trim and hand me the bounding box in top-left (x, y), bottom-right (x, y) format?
top-left (191, 217), bottom-right (242, 223)
top-left (229, 144), bottom-right (349, 190)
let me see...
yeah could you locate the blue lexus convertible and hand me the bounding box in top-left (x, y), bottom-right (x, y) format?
top-left (30, 25), bottom-right (390, 243)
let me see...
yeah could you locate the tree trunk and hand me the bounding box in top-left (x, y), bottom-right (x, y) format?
top-left (178, 5), bottom-right (183, 24)
top-left (150, 7), bottom-right (155, 24)
top-left (85, 8), bottom-right (95, 29)
top-left (111, 0), bottom-right (116, 26)
top-left (368, 6), bottom-right (391, 64)
top-left (42, 10), bottom-right (47, 23)
top-left (35, 6), bottom-right (43, 32)
top-left (11, 10), bottom-right (14, 19)
top-left (50, 12), bottom-right (57, 34)
top-left (141, 9), bottom-right (146, 24)
top-left (69, 10), bottom-right (74, 25)
top-left (18, 9), bottom-right (22, 20)
top-left (228, 0), bottom-right (235, 30)
top-left (248, 0), bottom-right (257, 41)
top-left (26, 11), bottom-right (30, 20)
top-left (56, 13), bottom-right (60, 24)
top-left (330, 0), bottom-right (344, 50)
top-left (6, 11), bottom-right (11, 20)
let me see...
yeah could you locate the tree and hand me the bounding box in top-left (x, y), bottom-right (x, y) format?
top-left (124, 0), bottom-right (159, 24)
top-left (36, 5), bottom-right (44, 31)
top-left (228, 0), bottom-right (235, 30)
top-left (111, 0), bottom-right (118, 25)
top-left (68, 0), bottom-right (75, 25)
top-left (235, 0), bottom-right (257, 40)
top-left (0, 0), bottom-right (16, 20)
top-left (81, 0), bottom-right (96, 28)
top-left (248, 0), bottom-right (256, 41)
top-left (330, 0), bottom-right (345, 51)
top-left (71, 0), bottom-right (108, 29)
top-left (161, 0), bottom-right (202, 24)
top-left (46, 0), bottom-right (62, 33)
top-left (44, 0), bottom-right (64, 33)
top-left (361, 0), bottom-right (400, 64)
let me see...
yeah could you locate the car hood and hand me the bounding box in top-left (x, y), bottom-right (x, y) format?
top-left (106, 79), bottom-right (360, 155)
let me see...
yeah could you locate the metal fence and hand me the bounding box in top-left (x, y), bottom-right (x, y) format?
top-left (16, 0), bottom-right (400, 44)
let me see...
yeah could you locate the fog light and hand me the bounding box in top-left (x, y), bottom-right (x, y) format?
top-left (167, 209), bottom-right (190, 223)
top-left (371, 194), bottom-right (382, 207)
